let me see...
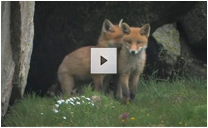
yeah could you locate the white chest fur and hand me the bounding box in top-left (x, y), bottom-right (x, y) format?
top-left (118, 48), bottom-right (146, 74)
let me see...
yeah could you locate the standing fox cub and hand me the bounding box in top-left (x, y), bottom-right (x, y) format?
top-left (57, 19), bottom-right (130, 95)
top-left (116, 23), bottom-right (151, 101)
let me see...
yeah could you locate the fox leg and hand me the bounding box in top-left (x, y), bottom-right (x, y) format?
top-left (116, 73), bottom-right (130, 101)
top-left (92, 74), bottom-right (104, 91)
top-left (115, 80), bottom-right (123, 100)
top-left (46, 83), bottom-right (60, 96)
top-left (129, 72), bottom-right (140, 100)
top-left (58, 73), bottom-right (74, 96)
top-left (103, 75), bottom-right (112, 94)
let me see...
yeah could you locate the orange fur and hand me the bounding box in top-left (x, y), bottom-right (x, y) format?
top-left (58, 19), bottom-right (128, 95)
top-left (116, 24), bottom-right (151, 101)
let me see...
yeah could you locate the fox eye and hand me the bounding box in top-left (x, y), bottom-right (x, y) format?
top-left (137, 41), bottom-right (142, 44)
top-left (115, 35), bottom-right (123, 39)
top-left (126, 40), bottom-right (131, 44)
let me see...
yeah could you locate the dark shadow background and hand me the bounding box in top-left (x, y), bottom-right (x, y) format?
top-left (26, 1), bottom-right (206, 95)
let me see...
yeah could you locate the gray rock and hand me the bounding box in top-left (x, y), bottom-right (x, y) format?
top-left (1, 1), bottom-right (15, 118)
top-left (152, 24), bottom-right (180, 79)
top-left (147, 22), bottom-right (206, 79)
top-left (179, 2), bottom-right (207, 48)
top-left (1, 1), bottom-right (35, 117)
top-left (176, 33), bottom-right (207, 78)
top-left (10, 1), bottom-right (35, 104)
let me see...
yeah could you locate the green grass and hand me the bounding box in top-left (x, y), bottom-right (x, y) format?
top-left (4, 77), bottom-right (207, 127)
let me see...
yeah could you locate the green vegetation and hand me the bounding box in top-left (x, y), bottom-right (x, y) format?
top-left (4, 76), bottom-right (207, 127)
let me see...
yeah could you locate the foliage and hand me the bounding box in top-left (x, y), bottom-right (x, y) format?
top-left (4, 77), bottom-right (207, 127)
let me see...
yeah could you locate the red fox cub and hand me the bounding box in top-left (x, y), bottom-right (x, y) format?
top-left (116, 23), bottom-right (151, 102)
top-left (58, 19), bottom-right (130, 95)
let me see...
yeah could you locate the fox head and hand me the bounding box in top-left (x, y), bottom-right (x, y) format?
top-left (98, 19), bottom-right (129, 48)
top-left (121, 24), bottom-right (151, 55)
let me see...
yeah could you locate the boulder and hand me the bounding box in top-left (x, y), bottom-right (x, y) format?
top-left (152, 24), bottom-right (180, 79)
top-left (179, 2), bottom-right (207, 49)
top-left (1, 1), bottom-right (35, 117)
top-left (146, 22), bottom-right (207, 79)
top-left (1, 1), bottom-right (15, 118)
top-left (176, 30), bottom-right (207, 78)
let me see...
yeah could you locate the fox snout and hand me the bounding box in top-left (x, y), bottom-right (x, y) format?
top-left (129, 49), bottom-right (138, 54)
top-left (128, 47), bottom-right (145, 55)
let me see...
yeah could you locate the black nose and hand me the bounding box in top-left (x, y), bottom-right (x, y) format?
top-left (131, 51), bottom-right (135, 54)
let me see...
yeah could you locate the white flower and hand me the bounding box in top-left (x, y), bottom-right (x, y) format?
top-left (81, 96), bottom-right (85, 98)
top-left (70, 98), bottom-right (74, 101)
top-left (73, 97), bottom-right (76, 100)
top-left (53, 109), bottom-right (59, 113)
top-left (70, 102), bottom-right (75, 106)
top-left (41, 113), bottom-right (43, 115)
top-left (63, 116), bottom-right (67, 120)
top-left (57, 99), bottom-right (65, 104)
top-left (55, 104), bottom-right (59, 107)
top-left (76, 97), bottom-right (80, 100)
top-left (76, 102), bottom-right (81, 105)
top-left (82, 101), bottom-right (85, 103)
top-left (57, 101), bottom-right (62, 104)
top-left (91, 103), bottom-right (95, 106)
top-left (85, 98), bottom-right (91, 101)
top-left (66, 99), bottom-right (71, 102)
top-left (65, 100), bottom-right (69, 104)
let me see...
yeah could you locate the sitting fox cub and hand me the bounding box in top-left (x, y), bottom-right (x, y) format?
top-left (57, 19), bottom-right (130, 95)
top-left (116, 23), bottom-right (151, 101)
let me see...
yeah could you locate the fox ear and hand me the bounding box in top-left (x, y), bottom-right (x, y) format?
top-left (121, 23), bottom-right (131, 35)
top-left (119, 19), bottom-right (123, 28)
top-left (140, 24), bottom-right (151, 37)
top-left (102, 19), bottom-right (115, 32)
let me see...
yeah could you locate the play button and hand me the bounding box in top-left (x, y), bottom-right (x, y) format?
top-left (91, 48), bottom-right (117, 74)
top-left (100, 56), bottom-right (107, 65)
